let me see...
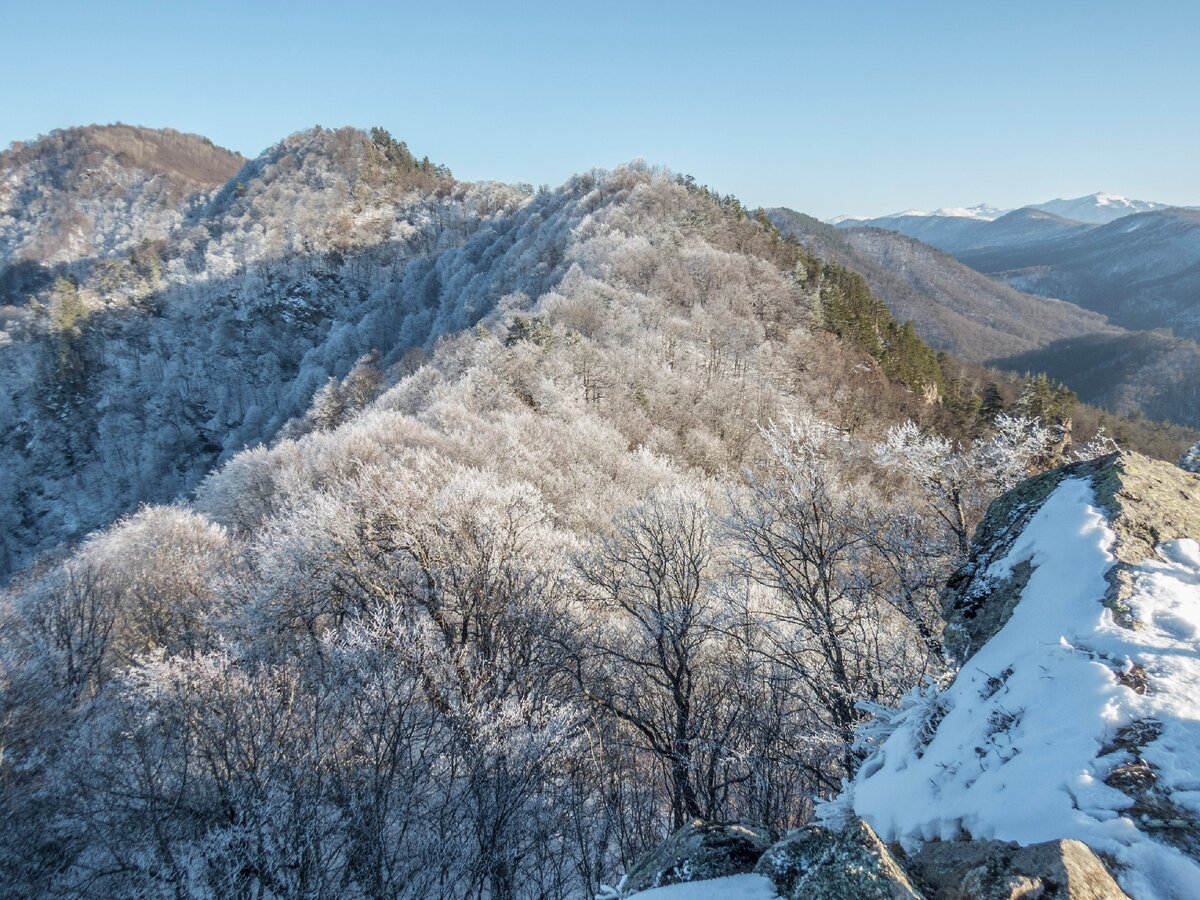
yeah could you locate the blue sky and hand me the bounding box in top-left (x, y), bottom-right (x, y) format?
top-left (3, 0), bottom-right (1197, 218)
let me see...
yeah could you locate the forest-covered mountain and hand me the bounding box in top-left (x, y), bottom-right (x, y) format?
top-left (9, 125), bottom-right (1184, 582)
top-left (769, 208), bottom-right (1115, 360)
top-left (0, 125), bottom-right (244, 281)
top-left (0, 125), bottom-right (530, 575)
top-left (838, 199), bottom-right (1200, 345)
top-left (959, 208), bottom-right (1200, 340)
top-left (0, 125), bottom-right (1196, 898)
top-left (779, 210), bottom-right (1200, 428)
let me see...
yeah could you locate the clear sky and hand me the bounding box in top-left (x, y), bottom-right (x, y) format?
top-left (3, 0), bottom-right (1197, 219)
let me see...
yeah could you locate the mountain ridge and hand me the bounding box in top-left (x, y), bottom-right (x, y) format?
top-left (836, 191), bottom-right (1180, 226)
top-left (0, 124), bottom-right (245, 273)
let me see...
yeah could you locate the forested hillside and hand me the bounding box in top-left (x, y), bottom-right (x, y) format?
top-left (0, 124), bottom-right (244, 274)
top-left (0, 126), bottom-right (528, 576)
top-left (770, 209), bottom-right (1114, 360)
top-left (958, 208), bottom-right (1200, 340)
top-left (0, 126), bottom-right (1195, 898)
top-left (837, 199), bottom-right (1200, 348)
top-left (773, 209), bottom-right (1200, 430)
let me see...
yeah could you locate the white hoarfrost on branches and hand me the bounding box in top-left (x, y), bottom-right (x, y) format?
top-left (876, 414), bottom-right (1055, 556)
top-left (2, 147), bottom-right (1160, 899)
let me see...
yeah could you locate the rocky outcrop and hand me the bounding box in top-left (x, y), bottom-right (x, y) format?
top-left (942, 451), bottom-right (1200, 661)
top-left (843, 449), bottom-right (1200, 898)
top-left (908, 839), bottom-right (1128, 899)
top-left (1179, 440), bottom-right (1200, 474)
top-left (626, 819), bottom-right (1129, 899)
top-left (753, 818), bottom-right (921, 899)
top-left (621, 820), bottom-right (775, 895)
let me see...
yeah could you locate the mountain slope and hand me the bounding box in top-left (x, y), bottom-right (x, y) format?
top-left (0, 124), bottom-right (244, 275)
top-left (774, 209), bottom-right (1200, 429)
top-left (959, 208), bottom-right (1200, 340)
top-left (0, 156), bottom-right (964, 899)
top-left (770, 209), bottom-right (1114, 361)
top-left (0, 126), bottom-right (529, 577)
top-left (993, 330), bottom-right (1200, 428)
top-left (0, 129), bottom-right (954, 581)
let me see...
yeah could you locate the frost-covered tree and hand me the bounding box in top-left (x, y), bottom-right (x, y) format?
top-left (729, 418), bottom-right (932, 789)
top-left (576, 485), bottom-right (729, 828)
top-left (875, 415), bottom-right (1055, 557)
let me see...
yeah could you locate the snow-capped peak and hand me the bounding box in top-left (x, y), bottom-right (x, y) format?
top-left (831, 192), bottom-right (1181, 226)
top-left (1030, 192), bottom-right (1171, 224)
top-left (874, 203), bottom-right (1009, 221)
top-left (930, 203), bottom-right (1007, 220)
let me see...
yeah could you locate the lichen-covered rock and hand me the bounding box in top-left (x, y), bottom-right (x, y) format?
top-left (622, 820), bottom-right (776, 895)
top-left (753, 818), bottom-right (922, 899)
top-left (943, 451), bottom-right (1200, 662)
top-left (908, 838), bottom-right (1129, 899)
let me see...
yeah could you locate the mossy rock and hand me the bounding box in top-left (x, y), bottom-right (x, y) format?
top-left (754, 818), bottom-right (922, 899)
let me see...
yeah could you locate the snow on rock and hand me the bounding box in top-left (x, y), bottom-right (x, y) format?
top-left (839, 455), bottom-right (1200, 900)
top-left (623, 873), bottom-right (779, 899)
top-left (753, 819), bottom-right (920, 899)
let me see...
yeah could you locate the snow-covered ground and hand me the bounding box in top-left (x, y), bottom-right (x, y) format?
top-left (623, 874), bottom-right (778, 899)
top-left (843, 477), bottom-right (1200, 899)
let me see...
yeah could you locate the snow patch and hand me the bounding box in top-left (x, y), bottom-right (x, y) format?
top-left (846, 477), bottom-right (1200, 899)
top-left (620, 873), bottom-right (778, 899)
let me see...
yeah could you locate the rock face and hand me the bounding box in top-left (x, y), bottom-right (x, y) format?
top-left (942, 451), bottom-right (1200, 661)
top-left (909, 839), bottom-right (1129, 900)
top-left (753, 818), bottom-right (921, 899)
top-left (621, 820), bottom-right (775, 895)
top-left (626, 819), bottom-right (1128, 899)
top-left (842, 450), bottom-right (1200, 899)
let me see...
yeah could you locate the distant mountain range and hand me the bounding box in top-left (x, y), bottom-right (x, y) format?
top-left (833, 194), bottom-right (1200, 344)
top-left (834, 192), bottom-right (1178, 225)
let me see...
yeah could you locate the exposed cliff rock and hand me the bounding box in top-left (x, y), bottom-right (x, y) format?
top-left (840, 450), bottom-right (1200, 899)
top-left (942, 451), bottom-right (1200, 661)
top-left (909, 838), bottom-right (1128, 899)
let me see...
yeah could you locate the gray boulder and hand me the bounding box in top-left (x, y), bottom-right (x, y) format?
top-left (622, 819), bottom-right (775, 895)
top-left (753, 818), bottom-right (922, 899)
top-left (908, 839), bottom-right (1129, 900)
